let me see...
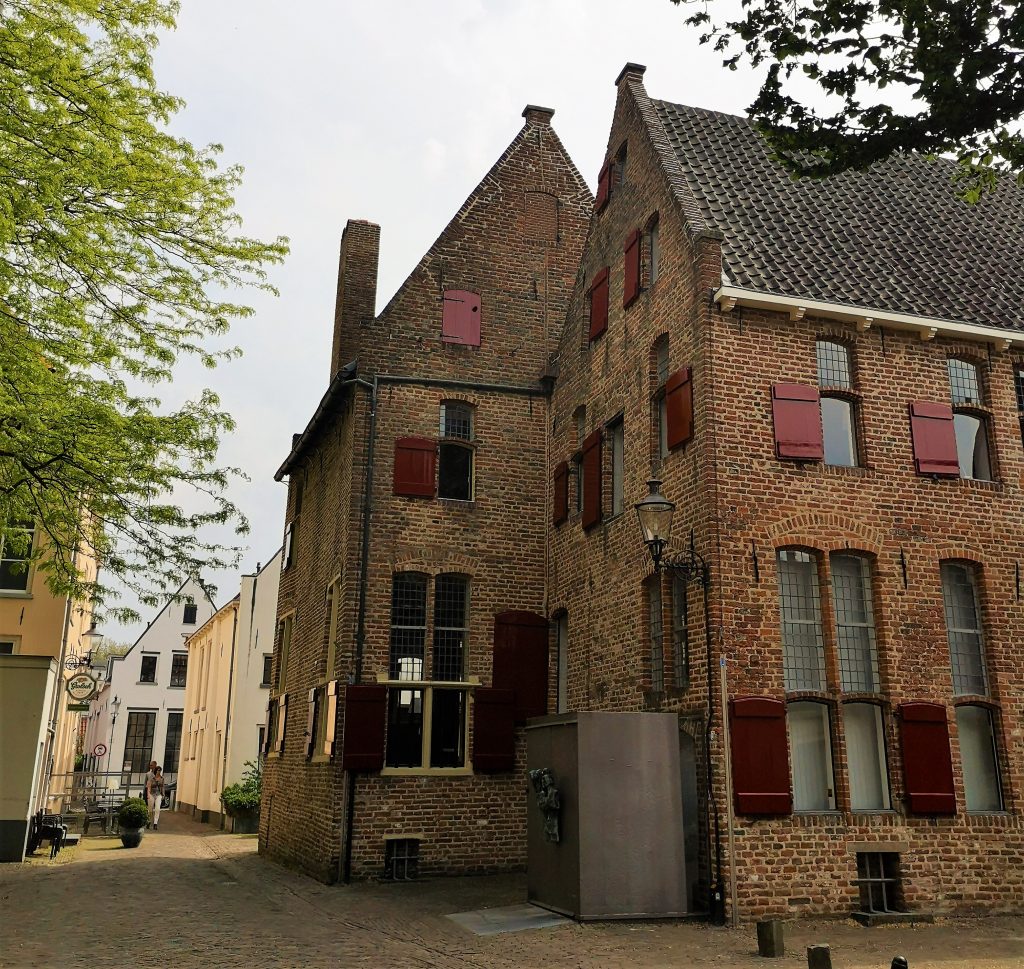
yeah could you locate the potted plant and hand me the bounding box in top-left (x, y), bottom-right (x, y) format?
top-left (117, 798), bottom-right (149, 848)
top-left (220, 760), bottom-right (261, 834)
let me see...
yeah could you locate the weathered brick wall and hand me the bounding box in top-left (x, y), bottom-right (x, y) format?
top-left (261, 106), bottom-right (591, 882)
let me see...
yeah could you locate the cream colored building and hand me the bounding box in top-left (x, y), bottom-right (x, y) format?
top-left (0, 526), bottom-right (97, 860)
top-left (177, 552), bottom-right (280, 828)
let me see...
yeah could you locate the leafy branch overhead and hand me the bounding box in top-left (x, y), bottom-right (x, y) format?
top-left (676, 0), bottom-right (1024, 199)
top-left (0, 0), bottom-right (288, 619)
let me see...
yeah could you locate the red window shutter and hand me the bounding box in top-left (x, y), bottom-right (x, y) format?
top-left (492, 610), bottom-right (549, 723)
top-left (393, 437), bottom-right (436, 497)
top-left (275, 694), bottom-right (287, 754)
top-left (772, 384), bottom-right (824, 460)
top-left (442, 290), bottom-right (481, 346)
top-left (341, 684), bottom-right (387, 771)
top-left (588, 267), bottom-right (609, 341)
top-left (899, 702), bottom-right (956, 814)
top-left (595, 160), bottom-right (612, 212)
top-left (305, 687), bottom-right (317, 758)
top-left (730, 697), bottom-right (792, 815)
top-left (623, 229), bottom-right (641, 307)
top-left (472, 688), bottom-right (516, 772)
top-left (553, 461), bottom-right (569, 525)
top-left (909, 401), bottom-right (959, 476)
top-left (324, 680), bottom-right (339, 758)
top-left (665, 367), bottom-right (694, 450)
top-left (581, 429), bottom-right (602, 529)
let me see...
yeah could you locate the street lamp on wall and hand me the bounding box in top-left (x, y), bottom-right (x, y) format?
top-left (634, 479), bottom-right (709, 586)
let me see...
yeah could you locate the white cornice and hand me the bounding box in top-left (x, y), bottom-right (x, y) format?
top-left (713, 285), bottom-right (1024, 350)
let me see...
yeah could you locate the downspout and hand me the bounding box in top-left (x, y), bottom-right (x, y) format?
top-left (220, 604), bottom-right (239, 822)
top-left (342, 373), bottom-right (378, 884)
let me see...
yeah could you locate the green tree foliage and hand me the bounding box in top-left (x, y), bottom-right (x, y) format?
top-left (0, 1), bottom-right (287, 618)
top-left (677, 0), bottom-right (1024, 199)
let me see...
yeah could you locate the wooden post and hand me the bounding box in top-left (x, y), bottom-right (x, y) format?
top-left (720, 657), bottom-right (738, 927)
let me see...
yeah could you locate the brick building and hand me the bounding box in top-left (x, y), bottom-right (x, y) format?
top-left (547, 63), bottom-right (1024, 920)
top-left (259, 106), bottom-right (591, 882)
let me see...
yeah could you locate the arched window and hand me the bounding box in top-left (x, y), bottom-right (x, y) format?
top-left (816, 340), bottom-right (858, 467)
top-left (829, 553), bottom-right (879, 692)
top-left (940, 561), bottom-right (989, 696)
top-left (776, 549), bottom-right (826, 692)
top-left (438, 402), bottom-right (474, 500)
top-left (947, 359), bottom-right (992, 480)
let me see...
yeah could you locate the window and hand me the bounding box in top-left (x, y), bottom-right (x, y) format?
top-left (438, 403), bottom-right (474, 500)
top-left (276, 614), bottom-right (294, 691)
top-left (787, 701), bottom-right (835, 811)
top-left (947, 359), bottom-right (992, 480)
top-left (573, 406), bottom-right (586, 514)
top-left (956, 705), bottom-right (1002, 811)
top-left (648, 579), bottom-right (664, 693)
top-left (856, 853), bottom-right (903, 914)
top-left (0, 640), bottom-right (16, 655)
top-left (261, 654), bottom-right (272, 688)
top-left (652, 337), bottom-right (670, 465)
top-left (777, 550), bottom-right (826, 692)
top-left (282, 521), bottom-right (295, 570)
top-left (257, 726), bottom-right (266, 761)
top-left (384, 838), bottom-right (420, 880)
top-left (169, 652), bottom-right (188, 688)
top-left (555, 613), bottom-right (568, 714)
top-left (325, 578), bottom-right (340, 680)
top-left (941, 562), bottom-right (989, 696)
top-left (1015, 367), bottom-right (1024, 446)
top-left (845, 703), bottom-right (890, 811)
top-left (608, 417), bottom-right (624, 517)
top-left (623, 228), bottom-right (641, 308)
top-left (183, 601), bottom-right (198, 625)
top-left (0, 521), bottom-right (34, 592)
top-left (647, 218), bottom-right (660, 287)
top-left (588, 267), bottom-right (610, 341)
top-left (140, 655), bottom-right (157, 684)
top-left (671, 574), bottom-right (690, 689)
top-left (385, 572), bottom-right (470, 769)
top-left (830, 554), bottom-right (879, 692)
top-left (163, 712), bottom-right (183, 774)
top-left (816, 341), bottom-right (857, 467)
top-left (123, 711), bottom-right (156, 773)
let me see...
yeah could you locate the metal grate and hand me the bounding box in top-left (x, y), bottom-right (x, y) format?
top-left (941, 562), bottom-right (989, 696)
top-left (816, 340), bottom-right (852, 389)
top-left (432, 574), bottom-right (468, 681)
top-left (855, 852), bottom-right (902, 914)
top-left (831, 555), bottom-right (879, 692)
top-left (440, 403), bottom-right (473, 441)
top-left (384, 838), bottom-right (420, 881)
top-left (389, 573), bottom-right (427, 680)
top-left (777, 550), bottom-right (827, 692)
top-left (648, 580), bottom-right (665, 692)
top-left (948, 358), bottom-right (983, 406)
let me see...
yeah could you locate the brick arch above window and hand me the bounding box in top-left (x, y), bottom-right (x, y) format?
top-left (767, 513), bottom-right (885, 555)
top-left (391, 552), bottom-right (477, 576)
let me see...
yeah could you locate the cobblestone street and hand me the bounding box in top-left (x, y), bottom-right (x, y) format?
top-left (1, 812), bottom-right (1022, 969)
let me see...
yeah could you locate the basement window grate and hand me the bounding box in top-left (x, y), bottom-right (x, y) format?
top-left (384, 839), bottom-right (420, 881)
top-left (855, 852), bottom-right (903, 914)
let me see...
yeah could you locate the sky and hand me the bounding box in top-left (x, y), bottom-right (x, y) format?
top-left (106, 0), bottom-right (764, 642)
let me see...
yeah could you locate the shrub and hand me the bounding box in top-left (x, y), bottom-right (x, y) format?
top-left (117, 797), bottom-right (149, 829)
top-left (220, 759), bottom-right (262, 816)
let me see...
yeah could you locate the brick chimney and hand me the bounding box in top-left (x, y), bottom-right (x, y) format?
top-left (522, 104), bottom-right (555, 126)
top-left (330, 219), bottom-right (380, 378)
top-left (614, 62), bottom-right (647, 88)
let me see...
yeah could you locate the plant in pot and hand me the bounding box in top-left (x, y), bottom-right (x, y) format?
top-left (117, 798), bottom-right (149, 848)
top-left (220, 760), bottom-right (261, 834)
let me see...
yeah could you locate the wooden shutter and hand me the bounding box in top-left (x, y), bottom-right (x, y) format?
top-left (393, 437), bottom-right (436, 497)
top-left (771, 384), bottom-right (824, 460)
top-left (305, 687), bottom-right (317, 758)
top-left (665, 367), bottom-right (694, 450)
top-left (581, 429), bottom-right (602, 529)
top-left (899, 702), bottom-right (956, 814)
top-left (730, 697), bottom-right (792, 815)
top-left (595, 160), bottom-right (612, 212)
top-left (263, 699), bottom-right (274, 756)
top-left (324, 680), bottom-right (339, 758)
top-left (341, 684), bottom-right (387, 771)
top-left (588, 267), bottom-right (610, 341)
top-left (553, 461), bottom-right (569, 525)
top-left (623, 229), bottom-right (641, 307)
top-left (441, 290), bottom-right (482, 346)
top-left (492, 610), bottom-right (549, 723)
top-left (274, 694), bottom-right (287, 754)
top-left (472, 688), bottom-right (516, 772)
top-left (909, 401), bottom-right (959, 476)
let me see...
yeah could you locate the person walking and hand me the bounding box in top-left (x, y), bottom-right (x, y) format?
top-left (146, 767), bottom-right (166, 831)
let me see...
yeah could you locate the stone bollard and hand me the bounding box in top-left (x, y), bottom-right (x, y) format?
top-left (891, 959), bottom-right (909, 969)
top-left (756, 920), bottom-right (785, 957)
top-left (806, 944), bottom-right (832, 969)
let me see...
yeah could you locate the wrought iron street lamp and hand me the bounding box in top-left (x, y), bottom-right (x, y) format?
top-left (634, 479), bottom-right (708, 586)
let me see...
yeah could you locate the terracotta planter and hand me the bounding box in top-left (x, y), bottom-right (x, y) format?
top-left (119, 827), bottom-right (144, 848)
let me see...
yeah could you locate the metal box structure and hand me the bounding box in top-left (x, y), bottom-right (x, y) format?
top-left (525, 711), bottom-right (687, 919)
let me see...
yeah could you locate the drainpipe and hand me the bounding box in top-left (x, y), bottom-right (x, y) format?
top-left (220, 604), bottom-right (239, 824)
top-left (341, 373), bottom-right (378, 884)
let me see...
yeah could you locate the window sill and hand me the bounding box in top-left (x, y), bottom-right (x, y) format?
top-left (0, 590), bottom-right (32, 598)
top-left (310, 754), bottom-right (332, 764)
top-left (259, 683), bottom-right (271, 689)
top-left (381, 767), bottom-right (473, 777)
top-left (954, 477), bottom-right (1002, 493)
top-left (792, 810), bottom-right (842, 818)
top-left (266, 752), bottom-right (281, 760)
top-left (437, 497), bottom-right (476, 507)
top-left (821, 464), bottom-right (875, 478)
top-left (136, 682), bottom-right (158, 687)
top-left (167, 685), bottom-right (185, 690)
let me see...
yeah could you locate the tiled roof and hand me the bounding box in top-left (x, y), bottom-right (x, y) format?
top-left (654, 100), bottom-right (1024, 332)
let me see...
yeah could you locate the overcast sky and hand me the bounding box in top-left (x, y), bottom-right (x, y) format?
top-left (106, 0), bottom-right (764, 642)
